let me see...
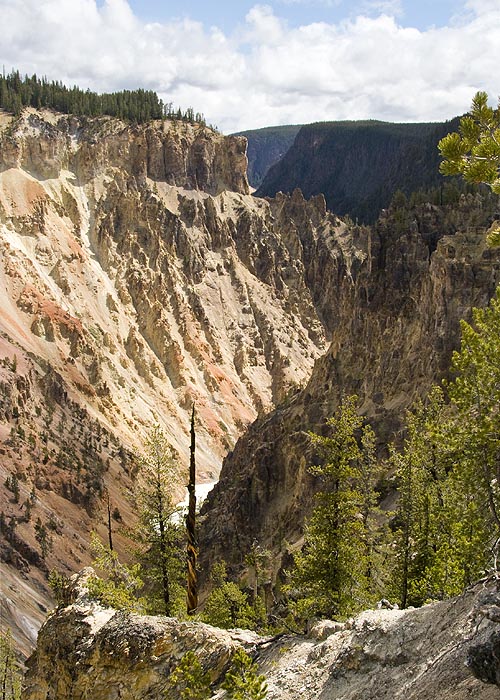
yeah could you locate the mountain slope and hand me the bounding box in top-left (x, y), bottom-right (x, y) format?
top-left (0, 108), bottom-right (333, 655)
top-left (256, 118), bottom-right (462, 222)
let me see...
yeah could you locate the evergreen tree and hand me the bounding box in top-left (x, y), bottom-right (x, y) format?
top-left (186, 405), bottom-right (198, 615)
top-left (87, 532), bottom-right (145, 612)
top-left (165, 651), bottom-right (211, 700)
top-left (0, 69), bottom-right (207, 126)
top-left (34, 517), bottom-right (52, 558)
top-left (132, 426), bottom-right (184, 616)
top-left (201, 562), bottom-right (266, 631)
top-left (221, 649), bottom-right (268, 700)
top-left (438, 91), bottom-right (500, 244)
top-left (438, 91), bottom-right (500, 194)
top-left (389, 387), bottom-right (448, 607)
top-left (443, 287), bottom-right (500, 573)
top-left (289, 395), bottom-right (385, 619)
top-left (0, 629), bottom-right (21, 700)
top-left (391, 290), bottom-right (500, 604)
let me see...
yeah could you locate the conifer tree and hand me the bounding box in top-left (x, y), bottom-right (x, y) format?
top-left (438, 91), bottom-right (500, 244)
top-left (441, 288), bottom-right (500, 579)
top-left (389, 388), bottom-right (448, 607)
top-left (222, 649), bottom-right (268, 700)
top-left (186, 405), bottom-right (198, 615)
top-left (0, 69), bottom-right (207, 126)
top-left (165, 651), bottom-right (211, 700)
top-left (438, 91), bottom-right (500, 194)
top-left (201, 562), bottom-right (265, 631)
top-left (290, 395), bottom-right (385, 619)
top-left (133, 426), bottom-right (184, 616)
top-left (391, 291), bottom-right (500, 604)
top-left (0, 629), bottom-right (21, 700)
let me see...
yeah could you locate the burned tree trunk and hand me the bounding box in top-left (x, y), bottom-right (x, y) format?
top-left (186, 404), bottom-right (198, 614)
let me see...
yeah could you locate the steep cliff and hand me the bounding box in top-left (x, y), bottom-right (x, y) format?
top-left (1, 106), bottom-right (499, 661)
top-left (200, 196), bottom-right (500, 581)
top-left (256, 118), bottom-right (462, 223)
top-left (0, 109), bottom-right (334, 655)
top-left (23, 569), bottom-right (500, 699)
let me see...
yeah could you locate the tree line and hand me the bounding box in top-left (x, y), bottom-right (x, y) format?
top-left (0, 69), bottom-right (207, 125)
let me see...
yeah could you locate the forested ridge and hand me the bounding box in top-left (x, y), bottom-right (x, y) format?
top-left (256, 117), bottom-right (465, 223)
top-left (0, 69), bottom-right (207, 125)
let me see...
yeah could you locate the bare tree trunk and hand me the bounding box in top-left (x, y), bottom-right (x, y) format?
top-left (186, 404), bottom-right (198, 614)
top-left (106, 489), bottom-right (113, 551)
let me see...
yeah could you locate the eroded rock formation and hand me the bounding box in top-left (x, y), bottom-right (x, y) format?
top-left (200, 199), bottom-right (500, 581)
top-left (23, 570), bottom-right (500, 699)
top-left (1, 106), bottom-right (499, 662)
top-left (0, 109), bottom-right (340, 654)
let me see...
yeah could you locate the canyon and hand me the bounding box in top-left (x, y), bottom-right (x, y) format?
top-left (0, 106), bottom-right (499, 674)
top-left (0, 108), bottom-right (331, 655)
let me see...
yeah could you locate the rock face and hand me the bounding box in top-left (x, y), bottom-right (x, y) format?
top-left (200, 197), bottom-right (500, 581)
top-left (233, 124), bottom-right (301, 188)
top-left (1, 106), bottom-right (499, 661)
top-left (23, 569), bottom-right (260, 700)
top-left (0, 109), bottom-right (338, 654)
top-left (1, 109), bottom-right (249, 194)
top-left (23, 570), bottom-right (500, 699)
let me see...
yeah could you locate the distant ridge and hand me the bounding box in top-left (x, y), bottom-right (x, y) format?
top-left (254, 117), bottom-right (463, 223)
top-left (233, 124), bottom-right (301, 188)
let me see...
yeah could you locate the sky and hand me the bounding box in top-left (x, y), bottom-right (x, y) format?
top-left (1, 0), bottom-right (499, 133)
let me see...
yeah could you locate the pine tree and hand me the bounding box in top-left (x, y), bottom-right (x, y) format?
top-left (132, 425), bottom-right (184, 616)
top-left (441, 288), bottom-right (500, 580)
top-left (87, 532), bottom-right (145, 612)
top-left (390, 291), bottom-right (500, 603)
top-left (201, 562), bottom-right (265, 631)
top-left (290, 395), bottom-right (385, 619)
top-left (389, 387), bottom-right (448, 607)
top-left (186, 405), bottom-right (198, 615)
top-left (165, 651), bottom-right (211, 700)
top-left (438, 91), bottom-right (500, 194)
top-left (222, 649), bottom-right (268, 700)
top-left (0, 629), bottom-right (21, 700)
top-left (438, 91), bottom-right (500, 244)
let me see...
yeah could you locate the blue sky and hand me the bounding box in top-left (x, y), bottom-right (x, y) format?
top-left (1, 0), bottom-right (499, 132)
top-left (125, 0), bottom-right (463, 33)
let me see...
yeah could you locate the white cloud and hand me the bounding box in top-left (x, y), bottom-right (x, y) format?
top-left (359, 0), bottom-right (403, 18)
top-left (0, 0), bottom-right (499, 132)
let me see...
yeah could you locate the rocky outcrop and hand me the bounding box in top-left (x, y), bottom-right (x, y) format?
top-left (0, 109), bottom-right (249, 194)
top-left (23, 570), bottom-right (500, 699)
top-left (23, 569), bottom-right (261, 700)
top-left (234, 124), bottom-right (301, 188)
top-left (200, 197), bottom-right (500, 581)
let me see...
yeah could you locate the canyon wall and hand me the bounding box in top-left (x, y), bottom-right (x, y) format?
top-left (200, 196), bottom-right (500, 581)
top-left (0, 109), bottom-right (334, 654)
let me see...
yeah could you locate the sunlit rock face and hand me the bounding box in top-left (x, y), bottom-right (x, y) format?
top-left (199, 198), bottom-right (500, 582)
top-left (0, 109), bottom-right (340, 655)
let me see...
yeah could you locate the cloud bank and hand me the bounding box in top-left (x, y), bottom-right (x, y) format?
top-left (0, 0), bottom-right (499, 132)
